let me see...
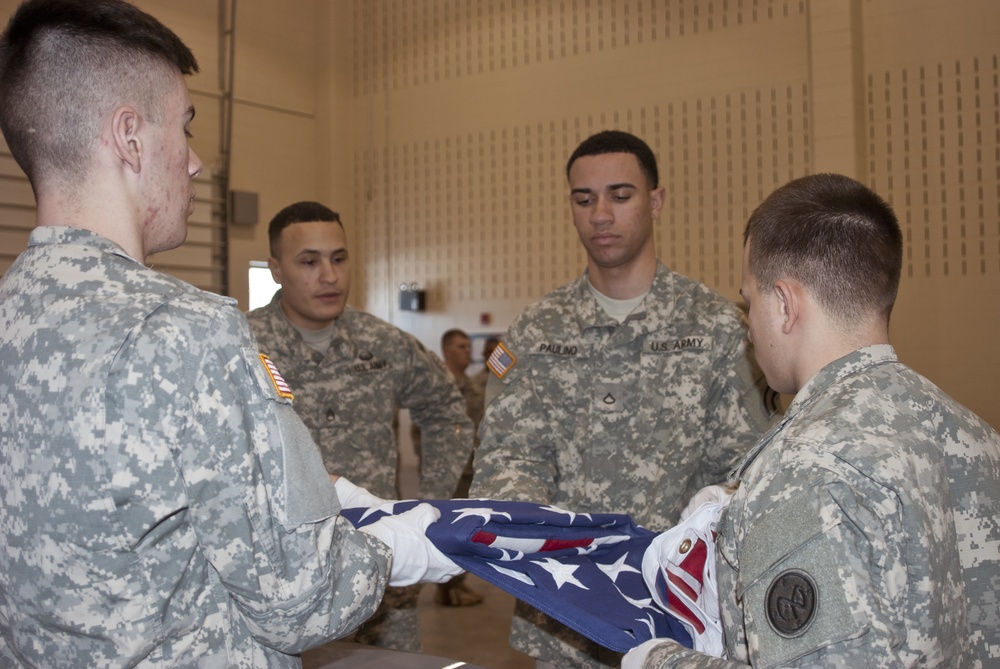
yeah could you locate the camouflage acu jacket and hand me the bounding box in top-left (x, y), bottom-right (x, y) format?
top-left (472, 262), bottom-right (775, 668)
top-left (642, 345), bottom-right (1000, 668)
top-left (247, 295), bottom-right (473, 500)
top-left (0, 228), bottom-right (390, 668)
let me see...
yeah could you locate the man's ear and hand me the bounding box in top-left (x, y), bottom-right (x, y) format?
top-left (649, 186), bottom-right (666, 219)
top-left (110, 106), bottom-right (142, 174)
top-left (772, 279), bottom-right (802, 335)
top-left (267, 256), bottom-right (283, 285)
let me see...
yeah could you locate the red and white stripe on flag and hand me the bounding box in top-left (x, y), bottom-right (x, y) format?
top-left (642, 500), bottom-right (727, 657)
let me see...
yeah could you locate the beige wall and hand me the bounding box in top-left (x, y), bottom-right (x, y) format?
top-left (0, 0), bottom-right (333, 298)
top-left (345, 0), bottom-right (1000, 430)
top-left (1, 0), bottom-right (997, 430)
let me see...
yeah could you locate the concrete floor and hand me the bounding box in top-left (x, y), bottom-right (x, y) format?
top-left (414, 576), bottom-right (534, 669)
top-left (300, 576), bottom-right (533, 669)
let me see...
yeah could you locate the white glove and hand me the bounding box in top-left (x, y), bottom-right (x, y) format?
top-left (679, 484), bottom-right (734, 521)
top-left (622, 638), bottom-right (672, 669)
top-left (333, 476), bottom-right (389, 509)
top-left (358, 503), bottom-right (464, 586)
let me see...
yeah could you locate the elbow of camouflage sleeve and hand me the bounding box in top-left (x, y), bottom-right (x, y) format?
top-left (236, 519), bottom-right (391, 653)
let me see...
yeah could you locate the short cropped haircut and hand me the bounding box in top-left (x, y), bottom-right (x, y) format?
top-left (268, 201), bottom-right (342, 257)
top-left (744, 173), bottom-right (903, 324)
top-left (0, 0), bottom-right (198, 188)
top-left (441, 329), bottom-right (469, 351)
top-left (566, 130), bottom-right (659, 189)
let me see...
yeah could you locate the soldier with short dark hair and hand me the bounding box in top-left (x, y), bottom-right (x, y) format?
top-left (247, 201), bottom-right (475, 651)
top-left (472, 130), bottom-right (776, 669)
top-left (625, 173), bottom-right (1000, 668)
top-left (0, 1), bottom-right (458, 666)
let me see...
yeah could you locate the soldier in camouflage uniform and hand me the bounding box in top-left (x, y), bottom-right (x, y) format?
top-left (471, 336), bottom-right (502, 400)
top-left (432, 329), bottom-right (486, 606)
top-left (471, 130), bottom-right (775, 668)
top-left (439, 329), bottom-right (486, 499)
top-left (247, 202), bottom-right (474, 651)
top-left (0, 2), bottom-right (459, 666)
top-left (624, 174), bottom-right (1000, 668)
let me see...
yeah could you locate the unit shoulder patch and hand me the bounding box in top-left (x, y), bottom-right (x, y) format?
top-left (765, 569), bottom-right (817, 638)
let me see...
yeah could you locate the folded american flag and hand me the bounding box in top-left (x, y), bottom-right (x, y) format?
top-left (341, 499), bottom-right (693, 652)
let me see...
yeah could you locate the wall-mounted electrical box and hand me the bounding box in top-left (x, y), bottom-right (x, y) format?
top-left (399, 288), bottom-right (426, 312)
top-left (229, 190), bottom-right (259, 227)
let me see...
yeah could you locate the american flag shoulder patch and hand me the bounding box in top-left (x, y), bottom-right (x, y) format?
top-left (487, 341), bottom-right (516, 379)
top-left (259, 353), bottom-right (294, 400)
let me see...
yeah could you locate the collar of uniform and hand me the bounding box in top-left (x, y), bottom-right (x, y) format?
top-left (727, 344), bottom-right (898, 483)
top-left (262, 290), bottom-right (355, 360)
top-left (571, 272), bottom-right (619, 330)
top-left (29, 225), bottom-right (139, 264)
top-left (630, 262), bottom-right (679, 334)
top-left (789, 344), bottom-right (898, 416)
top-left (572, 262), bottom-right (676, 334)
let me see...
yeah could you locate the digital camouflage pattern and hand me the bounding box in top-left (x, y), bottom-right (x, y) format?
top-left (456, 370), bottom-right (485, 489)
top-left (472, 263), bottom-right (775, 668)
top-left (247, 294), bottom-right (473, 501)
top-left (0, 228), bottom-right (391, 668)
top-left (247, 294), bottom-right (474, 651)
top-left (635, 345), bottom-right (1000, 668)
top-left (458, 371), bottom-right (486, 442)
top-left (412, 369), bottom-right (484, 495)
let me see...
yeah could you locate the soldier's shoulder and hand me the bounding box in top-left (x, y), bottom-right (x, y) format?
top-left (144, 282), bottom-right (247, 351)
top-left (343, 307), bottom-right (414, 345)
top-left (245, 302), bottom-right (269, 326)
top-left (508, 278), bottom-right (584, 335)
top-left (343, 306), bottom-right (394, 330)
top-left (530, 278), bottom-right (584, 312)
top-left (163, 282), bottom-right (238, 323)
top-left (341, 309), bottom-right (440, 369)
top-left (656, 270), bottom-right (746, 337)
top-left (244, 302), bottom-right (280, 343)
top-left (669, 270), bottom-right (741, 313)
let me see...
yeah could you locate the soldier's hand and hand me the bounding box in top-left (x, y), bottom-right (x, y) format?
top-left (679, 484), bottom-right (735, 521)
top-left (622, 638), bottom-right (686, 669)
top-left (358, 503), bottom-right (464, 586)
top-left (333, 476), bottom-right (389, 509)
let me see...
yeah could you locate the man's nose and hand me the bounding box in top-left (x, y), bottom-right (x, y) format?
top-left (590, 196), bottom-right (613, 225)
top-left (189, 148), bottom-right (204, 178)
top-left (319, 261), bottom-right (338, 283)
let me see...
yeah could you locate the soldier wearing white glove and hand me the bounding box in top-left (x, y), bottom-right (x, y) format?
top-left (332, 475), bottom-right (388, 509)
top-left (332, 477), bottom-right (463, 586)
top-left (357, 503), bottom-right (464, 587)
